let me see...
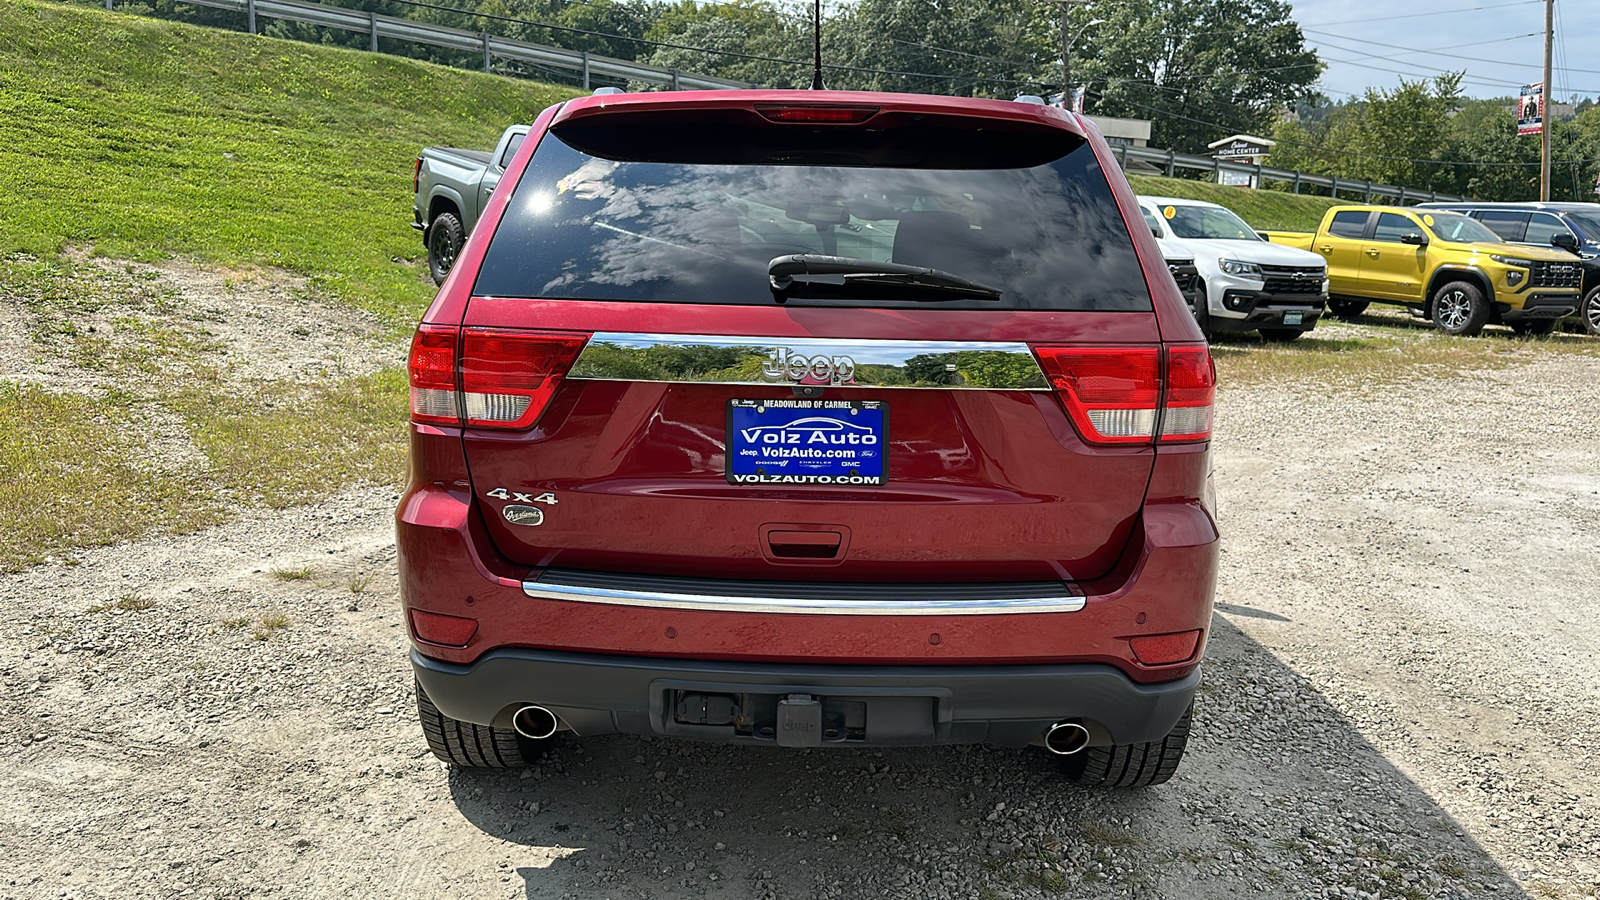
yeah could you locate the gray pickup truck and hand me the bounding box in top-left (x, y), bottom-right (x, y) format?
top-left (412, 124), bottom-right (529, 284)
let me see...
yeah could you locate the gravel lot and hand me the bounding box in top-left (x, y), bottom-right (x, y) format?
top-left (2, 332), bottom-right (1597, 898)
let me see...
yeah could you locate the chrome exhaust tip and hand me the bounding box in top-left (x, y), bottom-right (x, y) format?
top-left (511, 705), bottom-right (560, 740)
top-left (1043, 721), bottom-right (1091, 756)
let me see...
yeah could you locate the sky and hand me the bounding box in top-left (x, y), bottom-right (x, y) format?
top-left (1288, 0), bottom-right (1600, 102)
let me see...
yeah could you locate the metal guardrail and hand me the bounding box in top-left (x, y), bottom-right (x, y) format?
top-left (106, 0), bottom-right (750, 91)
top-left (1115, 144), bottom-right (1463, 204)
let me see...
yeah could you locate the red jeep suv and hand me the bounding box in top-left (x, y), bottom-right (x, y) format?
top-left (398, 90), bottom-right (1217, 787)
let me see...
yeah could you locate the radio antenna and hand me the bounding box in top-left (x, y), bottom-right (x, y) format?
top-left (811, 0), bottom-right (825, 89)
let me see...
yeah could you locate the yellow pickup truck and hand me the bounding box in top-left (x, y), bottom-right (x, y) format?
top-left (1263, 205), bottom-right (1583, 335)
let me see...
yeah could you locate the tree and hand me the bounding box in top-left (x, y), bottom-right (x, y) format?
top-left (1064, 0), bottom-right (1322, 152)
top-left (642, 0), bottom-right (807, 88)
top-left (826, 0), bottom-right (1053, 97)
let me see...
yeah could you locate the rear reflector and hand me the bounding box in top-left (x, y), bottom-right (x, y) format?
top-left (407, 325), bottom-right (590, 429)
top-left (754, 104), bottom-right (879, 124)
top-left (1128, 630), bottom-right (1202, 666)
top-left (409, 609), bottom-right (478, 647)
top-left (1031, 344), bottom-right (1214, 445)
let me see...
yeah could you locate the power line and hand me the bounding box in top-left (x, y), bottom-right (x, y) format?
top-left (1298, 0), bottom-right (1541, 27)
top-left (1304, 26), bottom-right (1600, 76)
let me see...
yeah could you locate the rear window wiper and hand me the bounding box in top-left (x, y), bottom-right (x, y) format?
top-left (767, 254), bottom-right (1003, 303)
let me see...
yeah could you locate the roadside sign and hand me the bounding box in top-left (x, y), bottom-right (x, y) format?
top-left (1518, 83), bottom-right (1543, 137)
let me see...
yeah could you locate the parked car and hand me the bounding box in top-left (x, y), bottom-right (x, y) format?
top-left (412, 124), bottom-right (529, 284)
top-left (1264, 205), bottom-right (1584, 336)
top-left (1414, 201), bottom-right (1600, 336)
top-left (1137, 207), bottom-right (1203, 318)
top-left (398, 90), bottom-right (1219, 787)
top-left (1138, 196), bottom-right (1328, 341)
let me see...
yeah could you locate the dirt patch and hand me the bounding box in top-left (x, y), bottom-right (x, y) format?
top-left (0, 251), bottom-right (399, 398)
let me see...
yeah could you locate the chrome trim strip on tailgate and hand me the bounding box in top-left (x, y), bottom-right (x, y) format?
top-left (521, 581), bottom-right (1087, 616)
top-left (569, 332), bottom-right (1049, 390)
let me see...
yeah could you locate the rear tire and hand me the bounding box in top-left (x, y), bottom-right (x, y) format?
top-left (1582, 286), bottom-right (1600, 337)
top-left (1510, 319), bottom-right (1556, 337)
top-left (1326, 299), bottom-right (1368, 319)
top-left (415, 680), bottom-right (549, 768)
top-left (427, 212), bottom-right (465, 286)
top-left (1431, 281), bottom-right (1489, 336)
top-left (1258, 327), bottom-right (1303, 343)
top-left (1193, 278), bottom-right (1214, 340)
top-left (1060, 702), bottom-right (1192, 788)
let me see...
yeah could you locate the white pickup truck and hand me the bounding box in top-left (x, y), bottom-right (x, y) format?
top-left (1137, 195), bottom-right (1328, 341)
top-left (412, 124), bottom-right (529, 284)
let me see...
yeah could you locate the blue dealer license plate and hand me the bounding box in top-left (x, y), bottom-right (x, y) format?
top-left (727, 399), bottom-right (886, 486)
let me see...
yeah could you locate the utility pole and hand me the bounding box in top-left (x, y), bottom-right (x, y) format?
top-left (1541, 0), bottom-right (1553, 200)
top-left (1058, 0), bottom-right (1089, 108)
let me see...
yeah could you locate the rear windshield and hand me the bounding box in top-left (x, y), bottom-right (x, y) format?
top-left (473, 124), bottom-right (1152, 311)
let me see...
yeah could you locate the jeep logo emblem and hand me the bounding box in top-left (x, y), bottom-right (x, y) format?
top-left (760, 348), bottom-right (856, 386)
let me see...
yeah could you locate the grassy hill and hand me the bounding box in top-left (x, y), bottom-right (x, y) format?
top-left (0, 0), bottom-right (578, 325)
top-left (1126, 175), bottom-right (1340, 233)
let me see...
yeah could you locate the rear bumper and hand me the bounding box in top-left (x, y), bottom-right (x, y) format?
top-left (412, 647), bottom-right (1200, 748)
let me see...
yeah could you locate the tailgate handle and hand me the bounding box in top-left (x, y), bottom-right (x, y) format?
top-left (767, 530), bottom-right (843, 559)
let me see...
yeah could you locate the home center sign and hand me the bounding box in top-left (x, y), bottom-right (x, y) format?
top-left (1207, 134), bottom-right (1274, 188)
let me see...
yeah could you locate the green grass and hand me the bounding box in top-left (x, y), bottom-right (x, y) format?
top-left (173, 368), bottom-right (409, 508)
top-left (1127, 174), bottom-right (1343, 232)
top-left (1211, 310), bottom-right (1600, 387)
top-left (0, 383), bottom-right (226, 570)
top-left (0, 0), bottom-right (579, 327)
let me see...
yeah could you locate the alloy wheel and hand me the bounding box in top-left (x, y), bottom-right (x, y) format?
top-left (1437, 290), bottom-right (1470, 331)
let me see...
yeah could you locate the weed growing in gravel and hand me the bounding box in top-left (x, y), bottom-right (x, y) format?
top-left (1433, 855), bottom-right (1468, 879)
top-left (253, 613), bottom-right (291, 641)
top-left (349, 573), bottom-right (373, 594)
top-left (270, 567), bottom-right (316, 582)
top-left (220, 617), bottom-right (252, 630)
top-left (87, 595), bottom-right (156, 613)
top-left (1079, 822), bottom-right (1142, 848)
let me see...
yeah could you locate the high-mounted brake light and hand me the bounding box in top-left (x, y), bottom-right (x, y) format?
top-left (407, 325), bottom-right (590, 429)
top-left (1031, 345), bottom-right (1214, 445)
top-left (754, 104), bottom-right (879, 124)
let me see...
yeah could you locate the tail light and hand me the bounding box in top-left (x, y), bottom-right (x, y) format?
top-left (413, 158), bottom-right (423, 193)
top-left (407, 325), bottom-right (590, 429)
top-left (408, 324), bottom-right (458, 426)
top-left (1160, 345), bottom-right (1215, 442)
top-left (1032, 344), bottom-right (1214, 445)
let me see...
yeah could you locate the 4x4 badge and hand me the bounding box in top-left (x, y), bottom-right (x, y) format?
top-left (486, 488), bottom-right (557, 504)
